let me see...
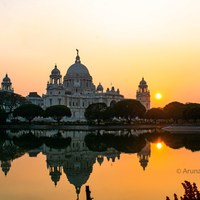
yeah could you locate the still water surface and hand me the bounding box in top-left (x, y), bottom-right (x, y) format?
top-left (1, 128), bottom-right (200, 200)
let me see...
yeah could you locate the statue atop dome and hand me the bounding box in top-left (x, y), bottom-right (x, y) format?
top-left (75, 49), bottom-right (81, 63)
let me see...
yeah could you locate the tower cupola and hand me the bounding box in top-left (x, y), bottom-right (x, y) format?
top-left (49, 65), bottom-right (62, 85)
top-left (1, 74), bottom-right (14, 93)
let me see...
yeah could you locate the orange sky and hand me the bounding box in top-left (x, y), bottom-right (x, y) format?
top-left (0, 0), bottom-right (200, 107)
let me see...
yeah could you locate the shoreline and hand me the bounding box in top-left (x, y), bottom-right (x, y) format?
top-left (0, 124), bottom-right (163, 131)
top-left (163, 125), bottom-right (200, 133)
top-left (0, 124), bottom-right (199, 131)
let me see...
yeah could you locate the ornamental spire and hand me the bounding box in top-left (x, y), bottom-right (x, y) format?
top-left (75, 49), bottom-right (81, 63)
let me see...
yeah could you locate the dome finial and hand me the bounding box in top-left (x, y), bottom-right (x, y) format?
top-left (76, 186), bottom-right (80, 200)
top-left (75, 49), bottom-right (81, 63)
top-left (76, 49), bottom-right (79, 56)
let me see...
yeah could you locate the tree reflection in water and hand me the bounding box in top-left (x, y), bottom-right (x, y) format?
top-left (1, 128), bottom-right (200, 198)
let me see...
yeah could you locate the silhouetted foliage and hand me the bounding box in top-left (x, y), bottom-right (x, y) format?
top-left (163, 102), bottom-right (185, 123)
top-left (13, 132), bottom-right (43, 150)
top-left (85, 133), bottom-right (146, 153)
top-left (44, 105), bottom-right (71, 122)
top-left (43, 136), bottom-right (71, 149)
top-left (166, 181), bottom-right (200, 200)
top-left (145, 108), bottom-right (166, 123)
top-left (145, 132), bottom-right (200, 152)
top-left (85, 103), bottom-right (107, 124)
top-left (0, 108), bottom-right (7, 124)
top-left (110, 99), bottom-right (146, 123)
top-left (13, 104), bottom-right (44, 123)
top-left (12, 131), bottom-right (71, 150)
top-left (0, 91), bottom-right (28, 113)
top-left (183, 103), bottom-right (200, 122)
top-left (0, 140), bottom-right (25, 161)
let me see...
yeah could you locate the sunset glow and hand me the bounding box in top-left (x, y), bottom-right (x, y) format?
top-left (155, 93), bottom-right (163, 100)
top-left (0, 0), bottom-right (200, 107)
top-left (156, 142), bottom-right (163, 149)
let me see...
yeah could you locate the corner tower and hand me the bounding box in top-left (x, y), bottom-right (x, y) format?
top-left (1, 74), bottom-right (14, 93)
top-left (44, 64), bottom-right (65, 107)
top-left (136, 77), bottom-right (150, 110)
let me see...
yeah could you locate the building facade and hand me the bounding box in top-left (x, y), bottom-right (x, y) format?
top-left (1, 51), bottom-right (151, 120)
top-left (43, 50), bottom-right (124, 121)
top-left (26, 92), bottom-right (43, 107)
top-left (136, 77), bottom-right (150, 110)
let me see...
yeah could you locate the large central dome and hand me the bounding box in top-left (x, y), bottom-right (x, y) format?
top-left (66, 49), bottom-right (90, 77)
top-left (67, 63), bottom-right (90, 76)
top-left (63, 50), bottom-right (95, 94)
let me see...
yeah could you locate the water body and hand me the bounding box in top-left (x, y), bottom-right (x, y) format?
top-left (0, 128), bottom-right (200, 200)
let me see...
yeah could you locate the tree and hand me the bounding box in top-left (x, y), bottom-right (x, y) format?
top-left (0, 108), bottom-right (7, 124)
top-left (111, 99), bottom-right (146, 123)
top-left (163, 102), bottom-right (185, 123)
top-left (166, 181), bottom-right (200, 200)
top-left (44, 105), bottom-right (71, 122)
top-left (85, 103), bottom-right (107, 124)
top-left (183, 103), bottom-right (200, 122)
top-left (13, 104), bottom-right (44, 124)
top-left (145, 108), bottom-right (165, 123)
top-left (0, 91), bottom-right (28, 113)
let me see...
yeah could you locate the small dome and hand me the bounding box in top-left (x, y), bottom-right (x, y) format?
top-left (3, 74), bottom-right (11, 82)
top-left (51, 65), bottom-right (60, 75)
top-left (97, 156), bottom-right (104, 166)
top-left (50, 169), bottom-right (61, 186)
top-left (1, 161), bottom-right (11, 176)
top-left (140, 77), bottom-right (147, 85)
top-left (97, 83), bottom-right (103, 91)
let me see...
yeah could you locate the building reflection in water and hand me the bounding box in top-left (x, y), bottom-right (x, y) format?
top-left (137, 140), bottom-right (151, 170)
top-left (1, 160), bottom-right (11, 176)
top-left (41, 131), bottom-right (120, 199)
top-left (0, 140), bottom-right (12, 176)
top-left (0, 139), bottom-right (25, 176)
top-left (0, 129), bottom-right (154, 198)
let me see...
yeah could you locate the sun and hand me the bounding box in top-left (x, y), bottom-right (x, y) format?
top-left (156, 142), bottom-right (163, 149)
top-left (155, 93), bottom-right (162, 100)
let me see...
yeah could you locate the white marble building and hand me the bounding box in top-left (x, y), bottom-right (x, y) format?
top-left (0, 51), bottom-right (151, 120)
top-left (43, 50), bottom-right (124, 121)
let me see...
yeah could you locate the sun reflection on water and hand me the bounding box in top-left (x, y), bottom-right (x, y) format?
top-left (156, 142), bottom-right (163, 149)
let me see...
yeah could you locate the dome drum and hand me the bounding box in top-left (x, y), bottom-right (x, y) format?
top-left (63, 51), bottom-right (95, 93)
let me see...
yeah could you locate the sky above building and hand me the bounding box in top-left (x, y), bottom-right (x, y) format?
top-left (0, 0), bottom-right (200, 107)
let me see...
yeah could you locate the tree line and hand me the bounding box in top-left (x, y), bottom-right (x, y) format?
top-left (0, 91), bottom-right (200, 124)
top-left (85, 100), bottom-right (200, 124)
